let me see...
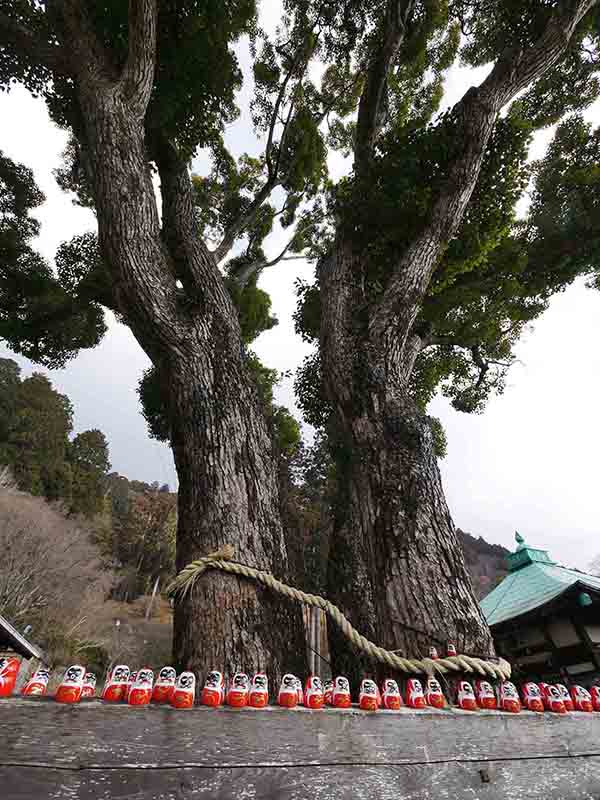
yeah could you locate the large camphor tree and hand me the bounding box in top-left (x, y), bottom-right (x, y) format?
top-left (2, 0), bottom-right (600, 682)
top-left (0, 1), bottom-right (310, 680)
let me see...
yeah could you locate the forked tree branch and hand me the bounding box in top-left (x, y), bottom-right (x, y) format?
top-left (231, 222), bottom-right (318, 288)
top-left (369, 0), bottom-right (598, 354)
top-left (354, 0), bottom-right (414, 172)
top-left (154, 136), bottom-right (219, 292)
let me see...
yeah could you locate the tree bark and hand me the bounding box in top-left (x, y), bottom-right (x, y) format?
top-left (169, 350), bottom-right (307, 683)
top-left (326, 394), bottom-right (493, 685)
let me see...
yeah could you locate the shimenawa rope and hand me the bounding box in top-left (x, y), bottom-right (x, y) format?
top-left (168, 545), bottom-right (511, 681)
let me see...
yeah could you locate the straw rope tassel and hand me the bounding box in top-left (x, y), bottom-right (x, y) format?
top-left (168, 545), bottom-right (511, 681)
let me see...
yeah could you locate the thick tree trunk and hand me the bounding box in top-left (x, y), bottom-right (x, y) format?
top-left (69, 54), bottom-right (305, 687)
top-left (170, 349), bottom-right (307, 683)
top-left (327, 396), bottom-right (493, 686)
top-left (320, 239), bottom-right (492, 687)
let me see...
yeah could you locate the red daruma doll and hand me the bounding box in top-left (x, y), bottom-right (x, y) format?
top-left (571, 685), bottom-right (593, 712)
top-left (171, 672), bottom-right (196, 709)
top-left (227, 673), bottom-right (250, 707)
top-left (201, 671), bottom-right (224, 707)
top-left (102, 665), bottom-right (130, 702)
top-left (425, 677), bottom-right (445, 709)
top-left (457, 680), bottom-right (478, 711)
top-left (55, 665), bottom-right (85, 704)
top-left (249, 673), bottom-right (269, 708)
top-left (305, 676), bottom-right (325, 709)
top-left (128, 668), bottom-right (153, 706)
top-left (0, 657), bottom-right (21, 698)
top-left (521, 682), bottom-right (544, 712)
top-left (125, 671), bottom-right (137, 703)
top-left (499, 681), bottom-right (521, 713)
top-left (406, 678), bottom-right (426, 710)
top-left (295, 677), bottom-right (304, 705)
top-left (278, 674), bottom-right (299, 708)
top-left (323, 679), bottom-right (333, 706)
top-left (152, 667), bottom-right (177, 704)
top-left (381, 679), bottom-right (402, 710)
top-left (332, 676), bottom-right (351, 708)
top-left (540, 683), bottom-right (566, 714)
top-left (359, 678), bottom-right (379, 711)
top-left (81, 673), bottom-right (97, 698)
top-left (475, 680), bottom-right (497, 710)
top-left (590, 686), bottom-right (600, 712)
top-left (22, 667), bottom-right (50, 697)
top-left (556, 684), bottom-right (574, 712)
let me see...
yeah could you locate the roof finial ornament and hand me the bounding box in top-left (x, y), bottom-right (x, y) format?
top-left (515, 531), bottom-right (525, 548)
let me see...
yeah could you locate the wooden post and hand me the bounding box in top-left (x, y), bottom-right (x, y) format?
top-left (145, 577), bottom-right (160, 621)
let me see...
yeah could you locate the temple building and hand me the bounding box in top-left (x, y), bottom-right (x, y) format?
top-left (481, 533), bottom-right (600, 684)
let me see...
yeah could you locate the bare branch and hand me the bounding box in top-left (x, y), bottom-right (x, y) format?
top-left (369, 0), bottom-right (598, 350)
top-left (231, 222), bottom-right (317, 288)
top-left (119, 0), bottom-right (158, 114)
top-left (0, 10), bottom-right (69, 75)
top-left (354, 0), bottom-right (414, 172)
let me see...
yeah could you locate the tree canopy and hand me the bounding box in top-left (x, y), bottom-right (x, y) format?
top-left (1, 0), bottom-right (599, 444)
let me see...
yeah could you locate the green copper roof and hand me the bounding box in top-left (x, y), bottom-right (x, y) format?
top-left (481, 534), bottom-right (600, 626)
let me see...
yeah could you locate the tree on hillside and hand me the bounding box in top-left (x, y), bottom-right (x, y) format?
top-left (8, 372), bottom-right (73, 500)
top-left (69, 428), bottom-right (111, 515)
top-left (2, 0), bottom-right (600, 683)
top-left (0, 357), bottom-right (110, 512)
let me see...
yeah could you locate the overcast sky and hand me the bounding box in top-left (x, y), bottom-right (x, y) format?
top-left (1, 15), bottom-right (599, 571)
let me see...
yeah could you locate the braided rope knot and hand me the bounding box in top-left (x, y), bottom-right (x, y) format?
top-left (168, 545), bottom-right (511, 681)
